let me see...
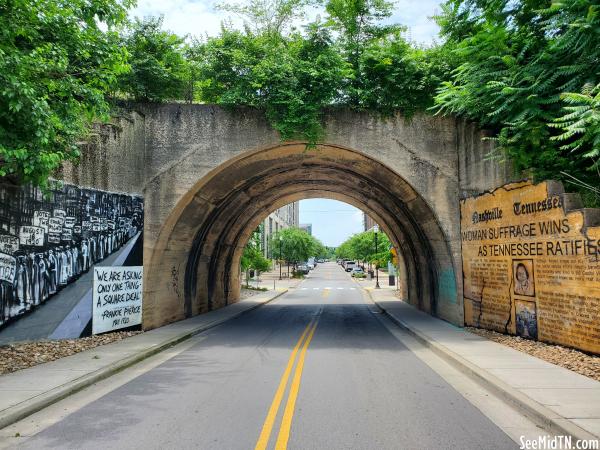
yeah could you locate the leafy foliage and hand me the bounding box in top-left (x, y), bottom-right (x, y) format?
top-left (0, 0), bottom-right (131, 185)
top-left (335, 230), bottom-right (392, 267)
top-left (193, 0), bottom-right (441, 143)
top-left (118, 17), bottom-right (189, 102)
top-left (194, 24), bottom-right (346, 143)
top-left (325, 0), bottom-right (396, 106)
top-left (241, 226), bottom-right (272, 286)
top-left (552, 83), bottom-right (600, 168)
top-left (216, 0), bottom-right (311, 36)
top-left (270, 227), bottom-right (323, 266)
top-left (5, 0), bottom-right (599, 196)
top-left (433, 0), bottom-right (600, 202)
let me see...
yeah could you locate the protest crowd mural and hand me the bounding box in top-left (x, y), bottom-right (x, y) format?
top-left (0, 181), bottom-right (143, 328)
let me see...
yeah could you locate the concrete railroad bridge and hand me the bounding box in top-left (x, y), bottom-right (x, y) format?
top-left (59, 104), bottom-right (513, 330)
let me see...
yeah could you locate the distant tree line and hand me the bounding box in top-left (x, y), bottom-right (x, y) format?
top-left (1, 0), bottom-right (598, 204)
top-left (240, 225), bottom-right (328, 281)
top-left (335, 229), bottom-right (392, 270)
top-left (269, 227), bottom-right (328, 275)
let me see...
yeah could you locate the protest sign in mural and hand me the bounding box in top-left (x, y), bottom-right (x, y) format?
top-left (93, 266), bottom-right (143, 334)
top-left (19, 226), bottom-right (45, 246)
top-left (33, 211), bottom-right (50, 232)
top-left (0, 253), bottom-right (16, 284)
top-left (461, 180), bottom-right (600, 354)
top-left (0, 236), bottom-right (19, 255)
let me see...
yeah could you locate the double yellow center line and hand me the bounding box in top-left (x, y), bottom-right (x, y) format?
top-left (255, 318), bottom-right (319, 450)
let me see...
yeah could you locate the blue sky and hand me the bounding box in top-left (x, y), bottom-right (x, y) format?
top-left (299, 199), bottom-right (364, 247)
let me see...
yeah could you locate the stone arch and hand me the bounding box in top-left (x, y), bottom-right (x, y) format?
top-left (143, 143), bottom-right (460, 329)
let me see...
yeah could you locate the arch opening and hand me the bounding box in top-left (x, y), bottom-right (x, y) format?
top-left (143, 143), bottom-right (461, 330)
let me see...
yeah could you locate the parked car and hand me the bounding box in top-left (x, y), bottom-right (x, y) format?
top-left (345, 261), bottom-right (356, 272)
top-left (351, 267), bottom-right (365, 277)
top-left (296, 264), bottom-right (309, 275)
top-left (307, 262), bottom-right (315, 270)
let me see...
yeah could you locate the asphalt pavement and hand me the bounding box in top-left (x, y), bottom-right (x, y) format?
top-left (12, 262), bottom-right (517, 450)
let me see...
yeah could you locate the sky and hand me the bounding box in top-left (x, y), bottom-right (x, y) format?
top-left (299, 199), bottom-right (364, 248)
top-left (130, 0), bottom-right (444, 45)
top-left (127, 0), bottom-right (443, 247)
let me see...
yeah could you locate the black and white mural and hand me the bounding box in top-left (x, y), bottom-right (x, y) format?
top-left (0, 181), bottom-right (143, 328)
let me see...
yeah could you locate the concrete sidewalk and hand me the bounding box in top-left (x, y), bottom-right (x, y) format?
top-left (363, 285), bottom-right (600, 441)
top-left (0, 288), bottom-right (287, 430)
top-left (242, 264), bottom-right (305, 292)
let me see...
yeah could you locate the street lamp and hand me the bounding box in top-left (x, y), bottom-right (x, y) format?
top-left (279, 235), bottom-right (283, 280)
top-left (373, 224), bottom-right (380, 289)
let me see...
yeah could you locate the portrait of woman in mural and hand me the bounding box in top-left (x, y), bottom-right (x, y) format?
top-left (513, 259), bottom-right (535, 297)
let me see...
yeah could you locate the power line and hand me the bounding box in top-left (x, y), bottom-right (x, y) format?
top-left (300, 210), bottom-right (363, 213)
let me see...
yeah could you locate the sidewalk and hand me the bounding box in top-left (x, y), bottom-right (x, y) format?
top-left (361, 283), bottom-right (600, 441)
top-left (0, 288), bottom-right (287, 430)
top-left (244, 266), bottom-right (304, 292)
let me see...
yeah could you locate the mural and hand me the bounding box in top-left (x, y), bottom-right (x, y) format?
top-left (461, 180), bottom-right (600, 354)
top-left (0, 181), bottom-right (143, 328)
top-left (515, 300), bottom-right (538, 340)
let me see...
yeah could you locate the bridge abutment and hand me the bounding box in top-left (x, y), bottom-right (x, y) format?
top-left (58, 105), bottom-right (512, 331)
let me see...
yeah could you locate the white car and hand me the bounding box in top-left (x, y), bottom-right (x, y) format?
top-left (351, 267), bottom-right (365, 277)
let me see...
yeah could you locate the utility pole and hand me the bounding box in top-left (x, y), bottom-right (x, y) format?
top-left (374, 224), bottom-right (380, 289)
top-left (279, 235), bottom-right (283, 280)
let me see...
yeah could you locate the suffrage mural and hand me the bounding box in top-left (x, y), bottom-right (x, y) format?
top-left (461, 180), bottom-right (600, 354)
top-left (0, 181), bottom-right (143, 328)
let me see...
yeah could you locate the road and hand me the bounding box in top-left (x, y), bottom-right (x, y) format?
top-left (9, 262), bottom-right (520, 449)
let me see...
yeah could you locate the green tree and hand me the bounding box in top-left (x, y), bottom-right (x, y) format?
top-left (551, 82), bottom-right (600, 203)
top-left (270, 227), bottom-right (315, 272)
top-left (216, 0), bottom-right (311, 36)
top-left (433, 0), bottom-right (600, 203)
top-left (0, 0), bottom-right (132, 185)
top-left (311, 237), bottom-right (327, 259)
top-left (359, 33), bottom-right (437, 116)
top-left (335, 240), bottom-right (354, 260)
top-left (118, 16), bottom-right (189, 102)
top-left (335, 229), bottom-right (392, 267)
top-left (325, 0), bottom-right (397, 106)
top-left (241, 225), bottom-right (272, 287)
top-left (195, 23), bottom-right (345, 143)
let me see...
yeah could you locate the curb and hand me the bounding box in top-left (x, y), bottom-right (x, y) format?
top-left (361, 288), bottom-right (598, 442)
top-left (0, 289), bottom-right (288, 430)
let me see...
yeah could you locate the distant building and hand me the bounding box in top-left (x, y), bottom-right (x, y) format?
top-left (363, 213), bottom-right (376, 231)
top-left (262, 202), bottom-right (299, 258)
top-left (299, 223), bottom-right (312, 235)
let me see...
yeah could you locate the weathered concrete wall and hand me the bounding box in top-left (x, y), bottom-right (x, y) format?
top-left (56, 111), bottom-right (145, 195)
top-left (139, 105), bottom-right (278, 247)
top-left (456, 119), bottom-right (515, 197)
